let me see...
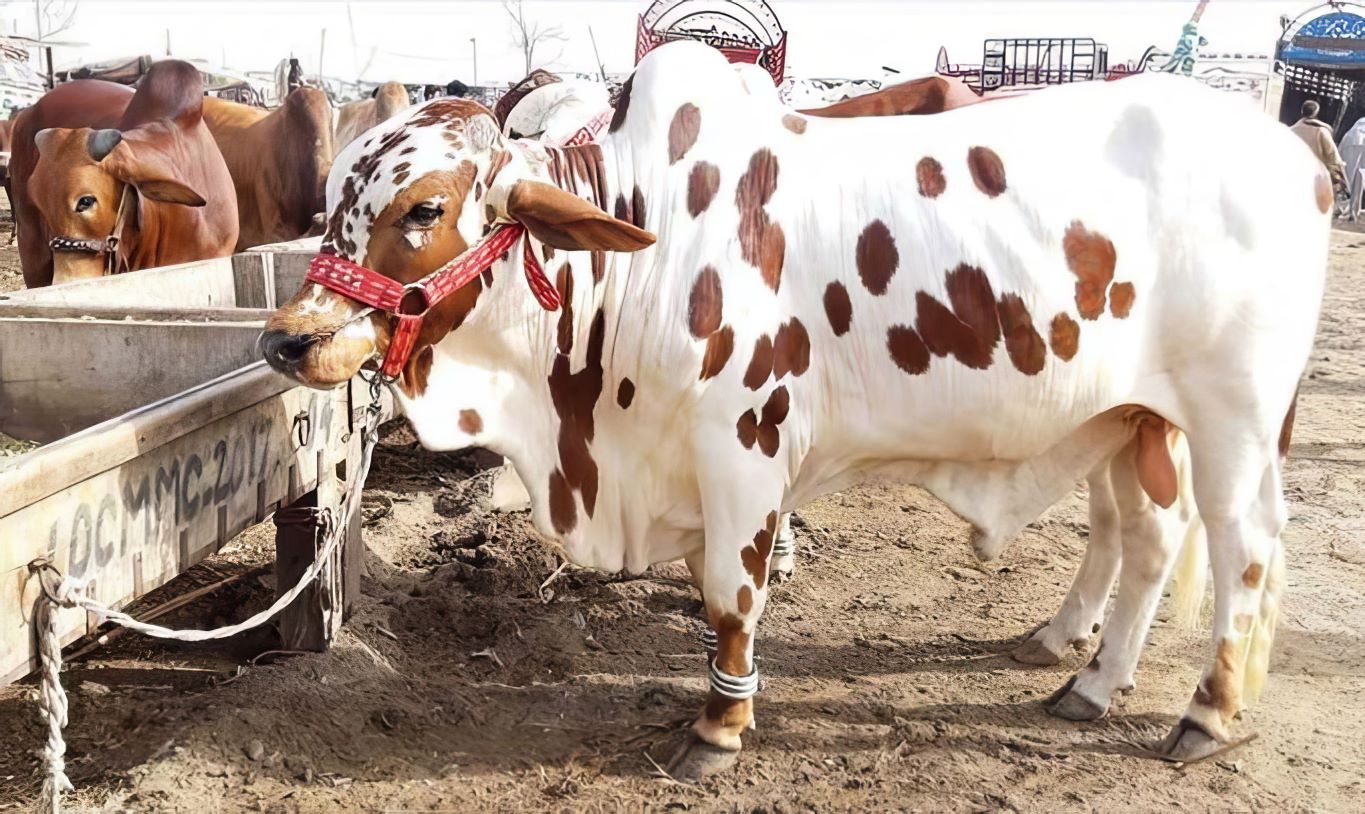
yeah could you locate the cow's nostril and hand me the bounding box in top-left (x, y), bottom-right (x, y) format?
top-left (260, 331), bottom-right (316, 371)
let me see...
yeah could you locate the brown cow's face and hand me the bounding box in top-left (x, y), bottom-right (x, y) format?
top-left (32, 124), bottom-right (208, 284)
top-left (32, 128), bottom-right (125, 283)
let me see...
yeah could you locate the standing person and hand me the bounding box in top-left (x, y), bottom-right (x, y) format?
top-left (1292, 100), bottom-right (1346, 213)
top-left (1338, 115), bottom-right (1365, 219)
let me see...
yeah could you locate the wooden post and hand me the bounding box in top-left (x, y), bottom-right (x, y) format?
top-left (272, 382), bottom-right (366, 650)
top-left (273, 489), bottom-right (336, 650)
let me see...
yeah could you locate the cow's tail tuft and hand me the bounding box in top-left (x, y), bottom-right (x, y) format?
top-left (1167, 431), bottom-right (1208, 630)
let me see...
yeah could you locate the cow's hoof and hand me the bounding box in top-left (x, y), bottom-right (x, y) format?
top-left (664, 733), bottom-right (739, 781)
top-left (1011, 636), bottom-right (1064, 666)
top-left (969, 527), bottom-right (1006, 562)
top-left (1046, 679), bottom-right (1108, 721)
top-left (1157, 721), bottom-right (1224, 763)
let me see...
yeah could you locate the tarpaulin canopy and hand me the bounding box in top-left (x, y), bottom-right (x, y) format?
top-left (1280, 10), bottom-right (1365, 69)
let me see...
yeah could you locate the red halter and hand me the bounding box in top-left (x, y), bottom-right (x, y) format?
top-left (303, 110), bottom-right (608, 381)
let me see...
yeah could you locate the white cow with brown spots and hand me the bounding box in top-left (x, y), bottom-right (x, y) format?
top-left (260, 42), bottom-right (1326, 777)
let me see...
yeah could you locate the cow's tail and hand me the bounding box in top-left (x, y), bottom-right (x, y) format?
top-left (1166, 431), bottom-right (1208, 630)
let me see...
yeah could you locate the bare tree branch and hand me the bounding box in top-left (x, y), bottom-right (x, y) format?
top-left (503, 0), bottom-right (567, 76)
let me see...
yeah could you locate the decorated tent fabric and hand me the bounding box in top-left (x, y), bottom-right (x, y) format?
top-left (1281, 11), bottom-right (1365, 69)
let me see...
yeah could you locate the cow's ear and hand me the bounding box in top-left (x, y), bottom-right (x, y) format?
top-left (101, 128), bottom-right (208, 207)
top-left (506, 179), bottom-right (654, 252)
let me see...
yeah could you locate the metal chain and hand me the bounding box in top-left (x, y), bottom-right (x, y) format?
top-left (29, 374), bottom-right (386, 812)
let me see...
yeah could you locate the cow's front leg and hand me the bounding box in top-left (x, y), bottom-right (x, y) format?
top-left (667, 444), bottom-right (784, 780)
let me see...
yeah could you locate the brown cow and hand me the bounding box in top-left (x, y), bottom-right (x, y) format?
top-left (335, 81), bottom-right (410, 151)
top-left (802, 75), bottom-right (982, 118)
top-left (202, 88), bottom-right (334, 250)
top-left (11, 60), bottom-right (237, 286)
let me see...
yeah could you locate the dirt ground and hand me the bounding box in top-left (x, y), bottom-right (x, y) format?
top-left (0, 230), bottom-right (1362, 813)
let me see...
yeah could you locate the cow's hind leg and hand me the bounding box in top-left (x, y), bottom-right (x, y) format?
top-left (1048, 434), bottom-right (1182, 720)
top-left (1014, 463), bottom-right (1122, 665)
top-left (1159, 433), bottom-right (1286, 761)
top-left (666, 451), bottom-right (783, 780)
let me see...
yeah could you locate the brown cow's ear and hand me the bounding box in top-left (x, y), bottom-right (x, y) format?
top-left (101, 134), bottom-right (208, 207)
top-left (506, 179), bottom-right (655, 252)
top-left (136, 179), bottom-right (207, 206)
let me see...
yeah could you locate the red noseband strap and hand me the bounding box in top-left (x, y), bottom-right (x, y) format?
top-left (305, 223), bottom-right (557, 380)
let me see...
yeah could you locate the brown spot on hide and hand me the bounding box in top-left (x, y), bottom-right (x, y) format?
top-left (1109, 282), bottom-right (1136, 318)
top-left (887, 325), bottom-right (930, 375)
top-left (687, 161), bottom-right (720, 217)
top-left (966, 145), bottom-right (1006, 197)
top-left (917, 157), bottom-right (946, 198)
top-left (458, 409), bottom-right (483, 435)
top-left (548, 469), bottom-right (576, 534)
top-left (609, 75), bottom-right (633, 133)
top-left (915, 265), bottom-right (999, 369)
top-left (996, 294), bottom-right (1046, 375)
top-left (1050, 313), bottom-right (1080, 361)
top-left (591, 251), bottom-right (606, 283)
top-left (631, 185), bottom-right (647, 230)
top-left (824, 282), bottom-right (853, 336)
top-left (772, 319), bottom-right (811, 379)
top-left (782, 114), bottom-right (807, 134)
top-left (547, 310), bottom-right (607, 523)
top-left (1234, 613), bottom-right (1254, 634)
top-left (613, 193), bottom-right (628, 223)
top-left (668, 102), bottom-right (701, 164)
top-left (688, 267), bottom-right (724, 338)
top-left (737, 409), bottom-right (759, 449)
top-left (856, 220), bottom-right (898, 295)
top-left (739, 512), bottom-right (779, 589)
top-left (617, 378), bottom-right (635, 409)
top-left (1063, 221), bottom-right (1117, 320)
top-left (556, 263), bottom-right (575, 354)
top-left (736, 148), bottom-right (784, 291)
top-left (1242, 563), bottom-right (1264, 588)
top-left (756, 386), bottom-right (790, 458)
top-left (1316, 172), bottom-right (1333, 214)
top-left (744, 335), bottom-right (775, 390)
top-left (737, 585), bottom-right (753, 614)
top-left (700, 326), bottom-right (735, 380)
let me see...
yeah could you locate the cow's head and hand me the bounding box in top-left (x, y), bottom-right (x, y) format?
top-left (31, 121), bottom-right (207, 283)
top-left (260, 98), bottom-right (653, 392)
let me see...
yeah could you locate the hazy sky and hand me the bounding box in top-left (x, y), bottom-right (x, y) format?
top-left (0, 0), bottom-right (1306, 83)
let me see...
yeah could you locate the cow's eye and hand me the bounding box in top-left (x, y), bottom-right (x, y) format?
top-left (404, 203), bottom-right (442, 228)
top-left (74, 195), bottom-right (97, 213)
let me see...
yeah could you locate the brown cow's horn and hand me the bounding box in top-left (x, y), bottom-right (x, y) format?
top-left (87, 128), bottom-right (123, 161)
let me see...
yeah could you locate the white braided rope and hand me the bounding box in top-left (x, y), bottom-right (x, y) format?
top-left (31, 377), bottom-right (384, 812)
top-left (34, 594), bottom-right (73, 813)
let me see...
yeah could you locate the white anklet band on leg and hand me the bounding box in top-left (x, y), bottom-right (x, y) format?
top-left (709, 659), bottom-right (760, 699)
